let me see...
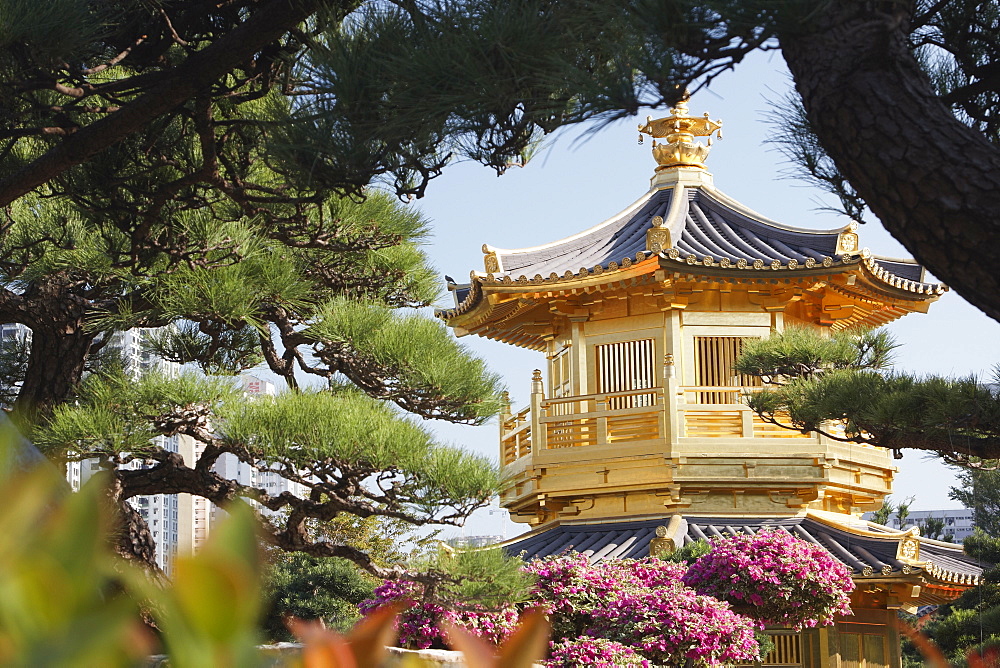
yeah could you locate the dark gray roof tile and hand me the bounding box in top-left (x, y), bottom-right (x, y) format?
top-left (502, 515), bottom-right (985, 584)
top-left (495, 190), bottom-right (672, 277)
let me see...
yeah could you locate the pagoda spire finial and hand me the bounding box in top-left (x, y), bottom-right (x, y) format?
top-left (638, 93), bottom-right (722, 171)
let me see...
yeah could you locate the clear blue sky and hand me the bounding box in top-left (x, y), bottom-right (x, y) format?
top-left (408, 49), bottom-right (1000, 540)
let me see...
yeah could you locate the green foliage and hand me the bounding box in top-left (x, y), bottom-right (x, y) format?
top-left (871, 497), bottom-right (897, 526)
top-left (0, 424), bottom-right (270, 667)
top-left (0, 428), bottom-right (150, 666)
top-left (662, 538), bottom-right (712, 564)
top-left (145, 323), bottom-right (264, 376)
top-left (0, 0), bottom-right (106, 63)
top-left (905, 531), bottom-right (1000, 664)
top-left (263, 553), bottom-right (375, 640)
top-left (438, 546), bottom-right (536, 610)
top-left (222, 388), bottom-right (500, 509)
top-left (34, 371), bottom-right (241, 458)
top-left (0, 331), bottom-right (29, 406)
top-left (307, 298), bottom-right (505, 423)
top-left (919, 516), bottom-right (948, 541)
top-left (409, 544), bottom-right (537, 612)
top-left (4, 175), bottom-right (504, 572)
top-left (739, 332), bottom-right (1000, 460)
top-left (0, 429), bottom-right (539, 665)
top-left (261, 512), bottom-right (424, 641)
top-left (896, 496), bottom-right (915, 529)
top-left (951, 467), bottom-right (1000, 537)
top-left (734, 327), bottom-right (897, 382)
top-left (128, 503), bottom-right (266, 667)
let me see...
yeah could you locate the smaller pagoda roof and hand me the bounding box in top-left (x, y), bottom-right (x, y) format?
top-left (503, 512), bottom-right (983, 594)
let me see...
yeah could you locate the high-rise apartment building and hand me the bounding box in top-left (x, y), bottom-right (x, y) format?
top-left (208, 375), bottom-right (307, 529)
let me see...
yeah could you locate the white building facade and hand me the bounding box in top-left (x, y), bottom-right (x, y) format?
top-left (864, 508), bottom-right (977, 542)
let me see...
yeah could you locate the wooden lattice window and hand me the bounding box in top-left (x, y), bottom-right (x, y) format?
top-left (693, 336), bottom-right (761, 404)
top-left (839, 630), bottom-right (888, 668)
top-left (596, 339), bottom-right (656, 409)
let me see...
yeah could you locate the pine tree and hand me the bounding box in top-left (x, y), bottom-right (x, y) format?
top-left (905, 531), bottom-right (1000, 663)
top-left (951, 468), bottom-right (1000, 538)
top-left (1, 179), bottom-right (506, 570)
top-left (5, 1), bottom-right (1000, 324)
top-left (735, 328), bottom-right (1000, 464)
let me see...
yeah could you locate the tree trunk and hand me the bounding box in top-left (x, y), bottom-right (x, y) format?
top-left (12, 325), bottom-right (93, 432)
top-left (114, 495), bottom-right (164, 577)
top-left (778, 2), bottom-right (1000, 323)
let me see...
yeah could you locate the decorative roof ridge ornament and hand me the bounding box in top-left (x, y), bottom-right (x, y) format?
top-left (638, 94), bottom-right (722, 171)
top-left (836, 222), bottom-right (861, 255)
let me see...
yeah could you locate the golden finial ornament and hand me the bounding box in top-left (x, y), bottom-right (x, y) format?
top-left (637, 94), bottom-right (722, 171)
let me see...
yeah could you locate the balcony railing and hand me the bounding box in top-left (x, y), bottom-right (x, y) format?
top-left (501, 405), bottom-right (532, 464)
top-left (543, 388), bottom-right (665, 451)
top-left (500, 381), bottom-right (817, 465)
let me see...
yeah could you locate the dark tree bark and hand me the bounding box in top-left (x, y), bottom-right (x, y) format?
top-left (15, 328), bottom-right (92, 427)
top-left (779, 2), bottom-right (1000, 323)
top-left (7, 275), bottom-right (95, 430)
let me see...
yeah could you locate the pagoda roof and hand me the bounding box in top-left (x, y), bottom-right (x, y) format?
top-left (502, 511), bottom-right (982, 602)
top-left (487, 185), bottom-right (874, 278)
top-left (439, 178), bottom-right (945, 326)
top-left (438, 99), bottom-right (948, 343)
top-left (488, 188), bottom-right (671, 278)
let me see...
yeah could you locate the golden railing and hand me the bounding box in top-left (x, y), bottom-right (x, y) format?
top-left (542, 387), bottom-right (664, 450)
top-left (679, 385), bottom-right (812, 439)
top-left (500, 384), bottom-right (817, 464)
top-left (501, 405), bottom-right (532, 465)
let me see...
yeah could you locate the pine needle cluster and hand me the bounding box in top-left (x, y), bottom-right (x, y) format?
top-left (738, 328), bottom-right (1000, 463)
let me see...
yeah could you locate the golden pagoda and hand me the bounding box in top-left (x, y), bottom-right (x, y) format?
top-left (438, 98), bottom-right (979, 668)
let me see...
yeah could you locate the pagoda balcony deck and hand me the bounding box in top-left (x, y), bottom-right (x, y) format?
top-left (501, 384), bottom-right (847, 467)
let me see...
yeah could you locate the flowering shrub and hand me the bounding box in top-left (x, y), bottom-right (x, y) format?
top-left (547, 638), bottom-right (649, 667)
top-left (524, 553), bottom-right (687, 639)
top-left (590, 584), bottom-right (759, 665)
top-left (526, 554), bottom-right (758, 666)
top-left (682, 528), bottom-right (854, 630)
top-left (359, 578), bottom-right (519, 649)
top-left (359, 579), bottom-right (442, 649)
top-left (361, 529), bottom-right (854, 664)
top-left (450, 605), bottom-right (520, 646)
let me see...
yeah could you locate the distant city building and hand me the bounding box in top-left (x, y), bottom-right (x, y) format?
top-left (0, 323), bottom-right (26, 339)
top-left (863, 509), bottom-right (976, 542)
top-left (446, 535), bottom-right (504, 549)
top-left (112, 329), bottom-right (186, 574)
top-left (3, 323), bottom-right (191, 573)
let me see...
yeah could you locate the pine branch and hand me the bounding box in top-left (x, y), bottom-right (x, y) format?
top-left (0, 0), bottom-right (341, 207)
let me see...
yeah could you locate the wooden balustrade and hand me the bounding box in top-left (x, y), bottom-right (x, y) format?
top-left (501, 405), bottom-right (532, 465)
top-left (542, 388), bottom-right (665, 450)
top-left (499, 385), bottom-right (817, 461)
